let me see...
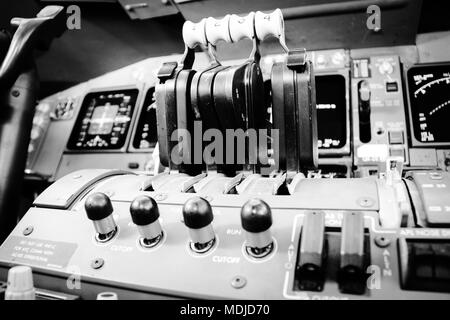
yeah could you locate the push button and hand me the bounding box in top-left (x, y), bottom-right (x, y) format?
top-left (389, 147), bottom-right (405, 161)
top-left (388, 130), bottom-right (404, 144)
top-left (386, 81), bottom-right (398, 92)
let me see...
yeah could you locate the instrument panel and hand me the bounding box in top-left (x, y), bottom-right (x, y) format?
top-left (4, 26), bottom-right (450, 301)
top-left (24, 50), bottom-right (450, 180)
top-left (130, 88), bottom-right (158, 151)
top-left (407, 63), bottom-right (450, 146)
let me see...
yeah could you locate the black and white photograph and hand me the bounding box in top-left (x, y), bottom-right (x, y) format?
top-left (0, 0), bottom-right (449, 307)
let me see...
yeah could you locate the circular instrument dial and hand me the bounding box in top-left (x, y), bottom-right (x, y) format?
top-left (407, 64), bottom-right (450, 144)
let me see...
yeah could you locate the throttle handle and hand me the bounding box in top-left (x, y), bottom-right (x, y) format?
top-left (205, 15), bottom-right (232, 45)
top-left (182, 19), bottom-right (207, 49)
top-left (255, 9), bottom-right (285, 41)
top-left (229, 12), bottom-right (255, 42)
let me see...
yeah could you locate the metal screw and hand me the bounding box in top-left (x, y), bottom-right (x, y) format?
top-left (357, 197), bottom-right (374, 208)
top-left (374, 235), bottom-right (391, 248)
top-left (231, 276), bottom-right (247, 289)
top-left (91, 258), bottom-right (105, 270)
top-left (23, 226), bottom-right (34, 236)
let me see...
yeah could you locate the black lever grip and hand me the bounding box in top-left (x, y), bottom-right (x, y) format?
top-left (0, 6), bottom-right (67, 242)
top-left (0, 68), bottom-right (38, 242)
top-left (0, 5), bottom-right (66, 89)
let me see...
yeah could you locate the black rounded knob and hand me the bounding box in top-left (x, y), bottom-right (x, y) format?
top-left (445, 157), bottom-right (450, 167)
top-left (85, 192), bottom-right (113, 221)
top-left (183, 197), bottom-right (213, 229)
top-left (241, 198), bottom-right (272, 233)
top-left (130, 195), bottom-right (160, 226)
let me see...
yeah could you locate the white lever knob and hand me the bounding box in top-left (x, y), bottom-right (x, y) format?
top-left (205, 15), bottom-right (232, 45)
top-left (182, 18), bottom-right (207, 49)
top-left (229, 12), bottom-right (255, 42)
top-left (5, 266), bottom-right (36, 300)
top-left (254, 8), bottom-right (284, 42)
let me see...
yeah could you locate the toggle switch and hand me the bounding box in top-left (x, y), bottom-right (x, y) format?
top-left (338, 212), bottom-right (368, 294)
top-left (241, 198), bottom-right (274, 258)
top-left (183, 197), bottom-right (215, 253)
top-left (130, 195), bottom-right (163, 248)
top-left (85, 192), bottom-right (117, 242)
top-left (296, 211), bottom-right (326, 291)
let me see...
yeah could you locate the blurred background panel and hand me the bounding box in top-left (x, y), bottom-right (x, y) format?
top-left (1, 0), bottom-right (448, 97)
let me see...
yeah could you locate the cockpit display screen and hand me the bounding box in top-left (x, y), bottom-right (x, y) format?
top-left (315, 74), bottom-right (347, 150)
top-left (87, 104), bottom-right (119, 135)
top-left (68, 89), bottom-right (138, 150)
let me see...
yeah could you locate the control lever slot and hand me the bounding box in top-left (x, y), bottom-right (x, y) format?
top-left (192, 172), bottom-right (242, 194)
top-left (235, 173), bottom-right (288, 195)
top-left (358, 80), bottom-right (372, 143)
top-left (145, 172), bottom-right (206, 193)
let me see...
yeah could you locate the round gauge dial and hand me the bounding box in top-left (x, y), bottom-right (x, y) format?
top-left (407, 64), bottom-right (450, 144)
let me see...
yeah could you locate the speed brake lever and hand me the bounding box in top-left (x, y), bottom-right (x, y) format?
top-left (0, 5), bottom-right (66, 89)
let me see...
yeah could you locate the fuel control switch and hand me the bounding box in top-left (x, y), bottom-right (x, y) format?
top-left (183, 196), bottom-right (216, 253)
top-left (85, 192), bottom-right (117, 242)
top-left (130, 195), bottom-right (163, 248)
top-left (241, 198), bottom-right (274, 258)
